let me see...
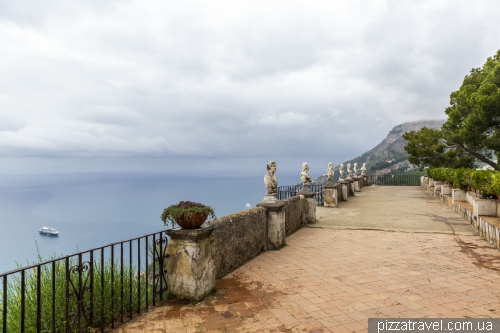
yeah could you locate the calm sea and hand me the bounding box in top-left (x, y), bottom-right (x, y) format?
top-left (0, 172), bottom-right (301, 273)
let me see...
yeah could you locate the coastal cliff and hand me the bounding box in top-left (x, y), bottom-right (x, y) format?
top-left (314, 119), bottom-right (445, 184)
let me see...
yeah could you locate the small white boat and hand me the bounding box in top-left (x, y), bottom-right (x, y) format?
top-left (39, 226), bottom-right (59, 236)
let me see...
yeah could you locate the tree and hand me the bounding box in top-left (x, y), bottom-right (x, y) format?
top-left (404, 49), bottom-right (500, 170)
top-left (403, 127), bottom-right (475, 169)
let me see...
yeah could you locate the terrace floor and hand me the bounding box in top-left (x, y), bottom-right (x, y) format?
top-left (111, 186), bottom-right (500, 333)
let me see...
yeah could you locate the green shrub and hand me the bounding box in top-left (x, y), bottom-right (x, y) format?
top-left (470, 170), bottom-right (496, 197)
top-left (0, 251), bottom-right (160, 332)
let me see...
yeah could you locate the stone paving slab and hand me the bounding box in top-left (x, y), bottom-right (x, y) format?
top-left (314, 186), bottom-right (476, 235)
top-left (111, 187), bottom-right (500, 333)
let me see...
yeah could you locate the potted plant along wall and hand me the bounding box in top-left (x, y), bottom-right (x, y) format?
top-left (161, 201), bottom-right (216, 229)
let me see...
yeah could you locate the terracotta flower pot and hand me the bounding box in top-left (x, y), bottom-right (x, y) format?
top-left (174, 213), bottom-right (208, 229)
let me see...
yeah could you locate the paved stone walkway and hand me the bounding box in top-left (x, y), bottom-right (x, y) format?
top-left (111, 187), bottom-right (500, 333)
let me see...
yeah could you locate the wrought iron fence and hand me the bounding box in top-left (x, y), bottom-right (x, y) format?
top-left (0, 229), bottom-right (170, 333)
top-left (277, 184), bottom-right (324, 206)
top-left (368, 173), bottom-right (421, 186)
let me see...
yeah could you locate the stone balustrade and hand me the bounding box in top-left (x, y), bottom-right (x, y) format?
top-left (165, 174), bottom-right (367, 301)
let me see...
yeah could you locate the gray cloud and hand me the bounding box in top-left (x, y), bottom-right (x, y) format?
top-left (0, 0), bottom-right (499, 174)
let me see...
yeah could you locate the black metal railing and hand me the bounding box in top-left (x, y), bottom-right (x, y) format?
top-left (368, 173), bottom-right (421, 186)
top-left (277, 184), bottom-right (324, 206)
top-left (0, 230), bottom-right (170, 333)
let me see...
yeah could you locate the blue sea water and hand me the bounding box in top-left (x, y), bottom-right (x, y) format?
top-left (0, 172), bottom-right (300, 273)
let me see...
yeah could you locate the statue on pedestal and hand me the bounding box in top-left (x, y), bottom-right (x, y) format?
top-left (263, 160), bottom-right (278, 202)
top-left (300, 162), bottom-right (311, 191)
top-left (327, 162), bottom-right (334, 184)
top-left (339, 163), bottom-right (345, 181)
top-left (354, 163), bottom-right (358, 177)
top-left (361, 163), bottom-right (367, 176)
top-left (347, 163), bottom-right (353, 179)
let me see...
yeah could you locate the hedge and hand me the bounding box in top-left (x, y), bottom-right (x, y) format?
top-left (427, 167), bottom-right (500, 198)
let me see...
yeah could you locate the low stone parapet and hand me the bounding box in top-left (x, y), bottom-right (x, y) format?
top-left (472, 198), bottom-right (497, 219)
top-left (431, 187), bottom-right (500, 251)
top-left (452, 189), bottom-right (466, 204)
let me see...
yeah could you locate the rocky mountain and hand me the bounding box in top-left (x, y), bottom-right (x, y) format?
top-left (313, 119), bottom-right (445, 185)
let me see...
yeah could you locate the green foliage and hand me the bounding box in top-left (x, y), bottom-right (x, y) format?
top-left (450, 168), bottom-right (472, 191)
top-left (0, 252), bottom-right (158, 332)
top-left (470, 170), bottom-right (496, 197)
top-left (403, 128), bottom-right (475, 170)
top-left (428, 167), bottom-right (500, 197)
top-left (404, 49), bottom-right (500, 170)
top-left (160, 201), bottom-right (216, 226)
top-left (492, 173), bottom-right (500, 194)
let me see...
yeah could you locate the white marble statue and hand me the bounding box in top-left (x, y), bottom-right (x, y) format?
top-left (327, 162), bottom-right (334, 184)
top-left (353, 163), bottom-right (358, 177)
top-left (361, 163), bottom-right (367, 176)
top-left (339, 163), bottom-right (345, 181)
top-left (347, 163), bottom-right (353, 179)
top-left (300, 162), bottom-right (311, 190)
top-left (264, 160), bottom-right (277, 195)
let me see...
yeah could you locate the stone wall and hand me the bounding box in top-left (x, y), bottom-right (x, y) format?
top-left (425, 177), bottom-right (500, 251)
top-left (206, 208), bottom-right (267, 279)
top-left (282, 195), bottom-right (307, 236)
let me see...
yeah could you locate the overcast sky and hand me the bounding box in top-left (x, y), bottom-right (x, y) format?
top-left (1, 0), bottom-right (500, 177)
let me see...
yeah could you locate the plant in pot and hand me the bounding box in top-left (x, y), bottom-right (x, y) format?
top-left (161, 201), bottom-right (216, 229)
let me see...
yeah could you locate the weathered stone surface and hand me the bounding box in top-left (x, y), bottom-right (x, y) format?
top-left (353, 177), bottom-right (360, 192)
top-left (165, 226), bottom-right (216, 301)
top-left (323, 184), bottom-right (338, 207)
top-left (341, 182), bottom-right (348, 201)
top-left (433, 181), bottom-right (443, 195)
top-left (300, 162), bottom-right (311, 191)
top-left (206, 208), bottom-right (267, 279)
top-left (339, 163), bottom-right (345, 181)
top-left (441, 184), bottom-right (451, 195)
top-left (326, 162), bottom-right (334, 184)
top-left (346, 163), bottom-right (353, 180)
top-left (473, 198), bottom-right (497, 218)
top-left (263, 160), bottom-right (278, 202)
top-left (297, 191), bottom-right (316, 223)
top-left (281, 195), bottom-right (306, 236)
top-left (348, 179), bottom-right (355, 196)
top-left (452, 189), bottom-right (466, 204)
top-left (257, 201), bottom-right (286, 250)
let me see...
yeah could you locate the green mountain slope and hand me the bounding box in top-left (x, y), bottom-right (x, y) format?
top-left (313, 120), bottom-right (445, 184)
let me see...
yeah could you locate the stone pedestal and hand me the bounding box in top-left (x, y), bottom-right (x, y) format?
top-left (340, 181), bottom-right (349, 201)
top-left (348, 179), bottom-right (355, 196)
top-left (165, 226), bottom-right (216, 302)
top-left (323, 184), bottom-right (338, 207)
top-left (256, 201), bottom-right (287, 250)
top-left (263, 193), bottom-right (278, 203)
top-left (298, 190), bottom-right (316, 223)
top-left (353, 177), bottom-right (361, 192)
